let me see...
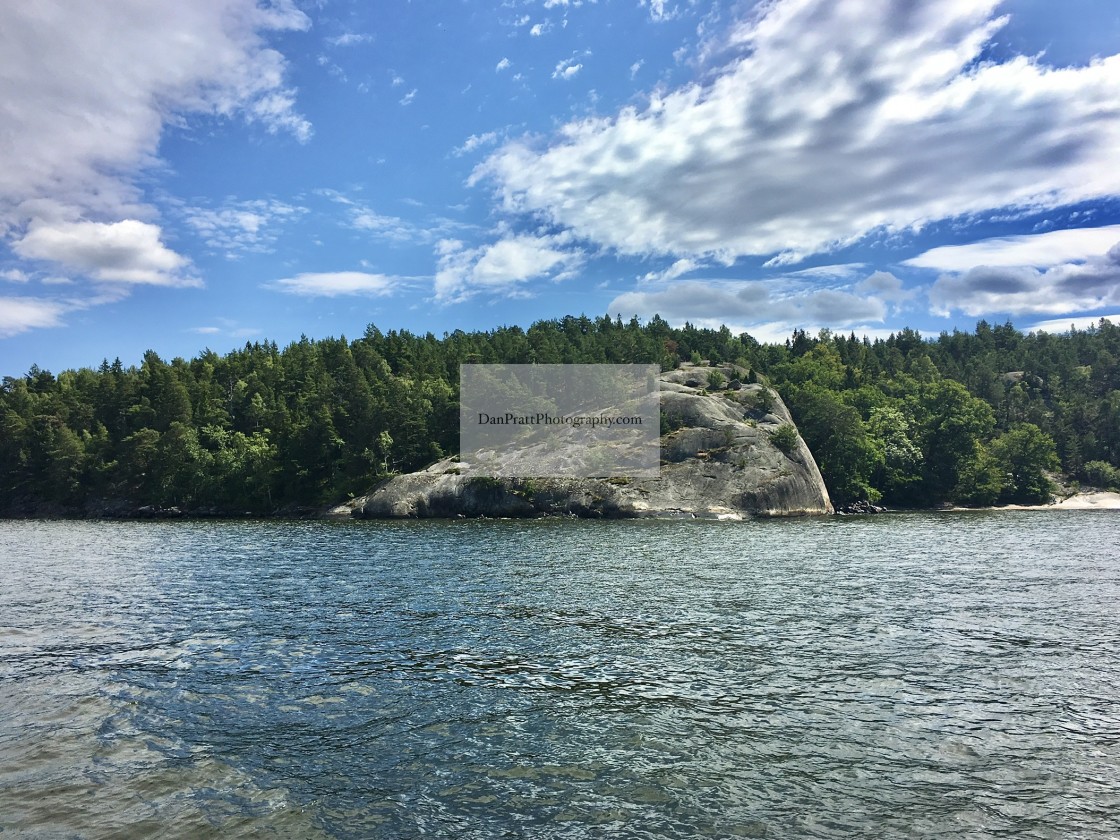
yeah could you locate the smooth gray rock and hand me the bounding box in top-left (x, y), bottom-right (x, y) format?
top-left (331, 363), bottom-right (833, 520)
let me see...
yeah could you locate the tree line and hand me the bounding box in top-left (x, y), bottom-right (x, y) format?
top-left (1, 314), bottom-right (1118, 514)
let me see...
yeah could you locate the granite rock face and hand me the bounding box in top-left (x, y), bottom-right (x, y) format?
top-left (330, 364), bottom-right (833, 520)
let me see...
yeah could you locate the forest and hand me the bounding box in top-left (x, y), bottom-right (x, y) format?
top-left (2, 314), bottom-right (1118, 515)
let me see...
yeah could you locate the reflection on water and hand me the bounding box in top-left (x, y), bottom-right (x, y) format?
top-left (2, 514), bottom-right (1119, 838)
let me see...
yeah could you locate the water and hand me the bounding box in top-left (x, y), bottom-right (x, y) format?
top-left (1, 513), bottom-right (1119, 838)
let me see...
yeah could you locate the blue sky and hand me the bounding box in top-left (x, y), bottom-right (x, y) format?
top-left (2, 0), bottom-right (1120, 374)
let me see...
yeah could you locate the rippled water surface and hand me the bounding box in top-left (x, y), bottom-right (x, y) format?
top-left (2, 514), bottom-right (1119, 838)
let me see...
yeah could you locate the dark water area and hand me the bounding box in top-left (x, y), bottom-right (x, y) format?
top-left (1, 513), bottom-right (1119, 838)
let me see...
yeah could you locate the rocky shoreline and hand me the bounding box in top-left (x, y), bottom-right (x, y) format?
top-left (329, 363), bottom-right (834, 521)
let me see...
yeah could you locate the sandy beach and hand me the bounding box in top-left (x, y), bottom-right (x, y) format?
top-left (946, 491), bottom-right (1120, 512)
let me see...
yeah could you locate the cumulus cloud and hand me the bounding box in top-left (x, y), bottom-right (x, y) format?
top-left (857, 270), bottom-right (915, 306)
top-left (0, 1), bottom-right (312, 333)
top-left (13, 219), bottom-right (197, 286)
top-left (0, 296), bottom-right (67, 337)
top-left (929, 259), bottom-right (1120, 317)
top-left (496, 58), bottom-right (511, 72)
top-left (0, 0), bottom-right (311, 227)
top-left (610, 278), bottom-right (887, 328)
top-left (552, 57), bottom-right (583, 79)
top-left (434, 234), bottom-right (583, 302)
top-left (1, 269), bottom-right (29, 283)
top-left (912, 226), bottom-right (1120, 317)
top-left (270, 272), bottom-right (398, 297)
top-left (473, 0), bottom-right (1120, 265)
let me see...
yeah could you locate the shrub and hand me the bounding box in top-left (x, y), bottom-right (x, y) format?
top-left (770, 424), bottom-right (799, 454)
top-left (1083, 460), bottom-right (1120, 490)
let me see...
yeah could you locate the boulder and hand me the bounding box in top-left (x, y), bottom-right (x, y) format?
top-left (338, 362), bottom-right (833, 520)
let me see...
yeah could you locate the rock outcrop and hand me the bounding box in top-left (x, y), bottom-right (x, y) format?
top-left (330, 363), bottom-right (833, 520)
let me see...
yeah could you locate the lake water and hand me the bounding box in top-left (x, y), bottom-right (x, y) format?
top-left (1, 513), bottom-right (1119, 838)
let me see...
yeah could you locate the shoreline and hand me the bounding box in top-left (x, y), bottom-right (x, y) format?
top-left (942, 490), bottom-right (1120, 512)
top-left (3, 490), bottom-right (1120, 521)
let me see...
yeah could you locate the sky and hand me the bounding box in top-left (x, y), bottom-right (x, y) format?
top-left (2, 0), bottom-right (1120, 375)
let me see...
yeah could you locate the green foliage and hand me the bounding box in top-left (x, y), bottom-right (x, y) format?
top-left (989, 423), bottom-right (1059, 504)
top-left (2, 314), bottom-right (1118, 514)
top-left (785, 384), bottom-right (881, 504)
top-left (1082, 460), bottom-right (1120, 489)
top-left (707, 370), bottom-right (725, 390)
top-left (769, 424), bottom-right (800, 455)
top-left (951, 442), bottom-right (1004, 507)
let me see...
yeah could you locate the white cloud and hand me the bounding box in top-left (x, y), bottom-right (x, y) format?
top-left (434, 234), bottom-right (583, 302)
top-left (553, 57), bottom-right (583, 79)
top-left (496, 58), bottom-right (511, 72)
top-left (400, 89), bottom-right (418, 106)
top-left (270, 272), bottom-right (398, 297)
top-left (0, 296), bottom-right (67, 337)
top-left (189, 318), bottom-right (260, 338)
top-left (13, 219), bottom-right (196, 286)
top-left (1, 269), bottom-right (29, 283)
top-left (639, 258), bottom-right (700, 284)
top-left (629, 60), bottom-right (644, 79)
top-left (328, 32), bottom-right (373, 47)
top-left (1029, 314), bottom-right (1120, 334)
top-left (905, 225), bottom-right (1120, 271)
top-left (455, 131), bottom-right (500, 157)
top-left (929, 258), bottom-right (1120, 317)
top-left (182, 199), bottom-right (307, 256)
top-left (916, 226), bottom-right (1120, 317)
top-left (613, 277), bottom-right (882, 327)
top-left (530, 22), bottom-right (550, 37)
top-left (350, 209), bottom-right (419, 244)
top-left (857, 270), bottom-right (915, 305)
top-left (473, 0), bottom-right (1120, 266)
top-left (641, 0), bottom-right (674, 22)
top-left (0, 0), bottom-right (311, 228)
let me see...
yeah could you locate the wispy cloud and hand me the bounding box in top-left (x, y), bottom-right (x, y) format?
top-left (182, 199), bottom-right (308, 257)
top-left (905, 225), bottom-right (1120, 271)
top-left (269, 271), bottom-right (400, 297)
top-left (188, 317), bottom-right (261, 338)
top-left (328, 32), bottom-right (373, 47)
top-left (1029, 314), bottom-right (1120, 334)
top-left (0, 296), bottom-right (68, 337)
top-left (454, 131), bottom-right (501, 157)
